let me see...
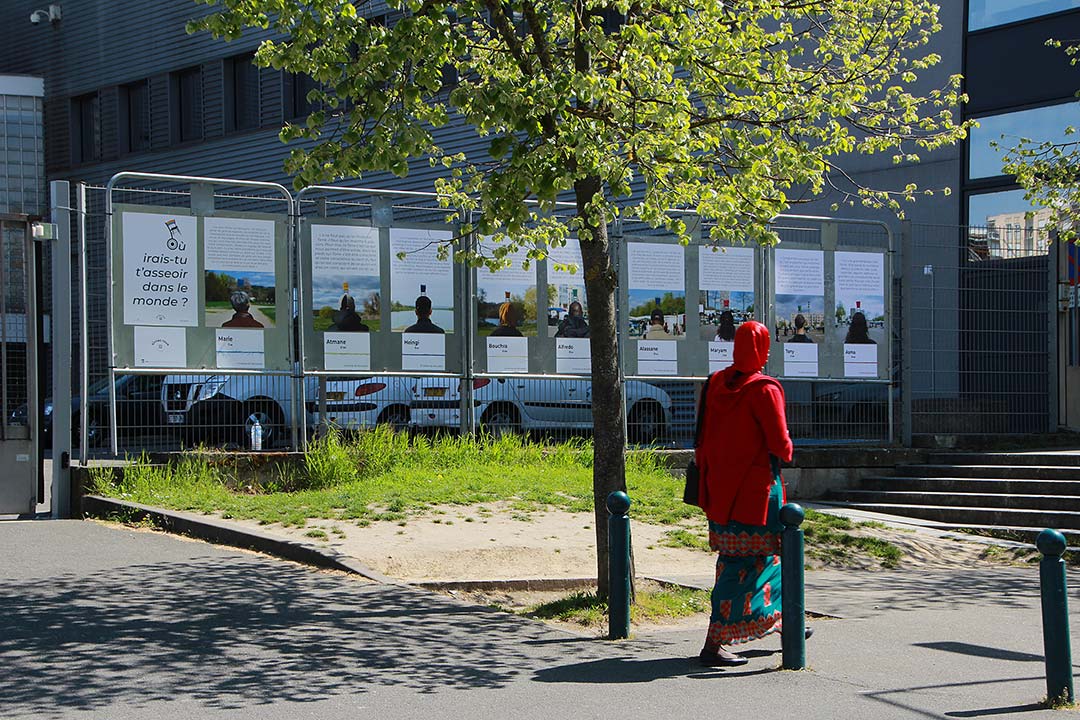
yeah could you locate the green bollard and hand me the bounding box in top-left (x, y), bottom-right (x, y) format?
top-left (607, 491), bottom-right (632, 640)
top-left (781, 502), bottom-right (806, 670)
top-left (1037, 528), bottom-right (1074, 705)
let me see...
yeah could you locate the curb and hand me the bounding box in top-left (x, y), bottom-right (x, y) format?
top-left (81, 495), bottom-right (399, 585)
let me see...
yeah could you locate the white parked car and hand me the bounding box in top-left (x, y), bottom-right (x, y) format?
top-left (315, 375), bottom-right (414, 432)
top-left (409, 377), bottom-right (673, 443)
top-left (161, 373), bottom-right (317, 448)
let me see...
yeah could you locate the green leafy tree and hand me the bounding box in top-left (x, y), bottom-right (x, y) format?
top-left (192, 0), bottom-right (966, 595)
top-left (836, 302), bottom-right (847, 324)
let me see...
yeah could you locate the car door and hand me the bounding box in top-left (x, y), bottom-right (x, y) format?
top-left (518, 378), bottom-right (592, 427)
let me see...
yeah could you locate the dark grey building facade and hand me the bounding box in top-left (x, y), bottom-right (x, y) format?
top-left (1, 0), bottom-right (1077, 443)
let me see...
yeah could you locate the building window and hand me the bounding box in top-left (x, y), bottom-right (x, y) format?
top-left (226, 53), bottom-right (260, 132)
top-left (286, 72), bottom-right (320, 120)
top-left (171, 66), bottom-right (203, 143)
top-left (121, 80), bottom-right (151, 153)
top-left (968, 101), bottom-right (1080, 180)
top-left (967, 189), bottom-right (1051, 259)
top-left (968, 0), bottom-right (1080, 31)
top-left (72, 93), bottom-right (100, 164)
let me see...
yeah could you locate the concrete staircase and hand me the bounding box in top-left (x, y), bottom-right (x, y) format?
top-left (823, 452), bottom-right (1080, 538)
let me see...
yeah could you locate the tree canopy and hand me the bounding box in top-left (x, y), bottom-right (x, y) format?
top-left (193, 0), bottom-right (966, 256)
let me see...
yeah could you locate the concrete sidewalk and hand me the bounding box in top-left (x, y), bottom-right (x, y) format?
top-left (1, 519), bottom-right (1076, 719)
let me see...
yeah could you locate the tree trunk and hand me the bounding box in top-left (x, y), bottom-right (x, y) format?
top-left (575, 176), bottom-right (626, 600)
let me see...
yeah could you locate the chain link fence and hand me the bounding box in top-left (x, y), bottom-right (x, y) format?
top-left (903, 222), bottom-right (1052, 440)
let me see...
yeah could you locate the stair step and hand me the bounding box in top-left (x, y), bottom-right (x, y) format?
top-left (894, 464), bottom-right (1080, 480)
top-left (927, 453), bottom-right (1080, 467)
top-left (830, 490), bottom-right (1080, 512)
top-left (858, 476), bottom-right (1080, 495)
top-left (823, 503), bottom-right (1080, 530)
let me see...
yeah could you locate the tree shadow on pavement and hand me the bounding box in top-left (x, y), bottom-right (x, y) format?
top-left (0, 552), bottom-right (606, 717)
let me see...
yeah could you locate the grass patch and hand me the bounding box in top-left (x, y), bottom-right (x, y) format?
top-left (524, 584), bottom-right (711, 629)
top-left (804, 522), bottom-right (903, 568)
top-left (89, 428), bottom-right (688, 528)
top-left (660, 528), bottom-right (711, 551)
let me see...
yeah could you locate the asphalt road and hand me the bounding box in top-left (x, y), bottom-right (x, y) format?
top-left (1, 520), bottom-right (1077, 719)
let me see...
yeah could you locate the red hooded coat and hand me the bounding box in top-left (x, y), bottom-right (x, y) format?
top-left (695, 321), bottom-right (793, 526)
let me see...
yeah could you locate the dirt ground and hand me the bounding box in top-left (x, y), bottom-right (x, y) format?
top-left (226, 503), bottom-right (1031, 578)
top-left (215, 505), bottom-right (1039, 637)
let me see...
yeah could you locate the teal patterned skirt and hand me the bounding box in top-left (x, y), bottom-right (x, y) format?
top-left (705, 479), bottom-right (783, 647)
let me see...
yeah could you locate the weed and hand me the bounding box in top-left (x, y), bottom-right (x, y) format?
top-left (304, 529), bottom-right (328, 539)
top-left (660, 529), bottom-right (710, 551)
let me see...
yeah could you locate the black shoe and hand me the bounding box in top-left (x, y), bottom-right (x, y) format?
top-left (805, 627), bottom-right (814, 640)
top-left (699, 648), bottom-right (749, 667)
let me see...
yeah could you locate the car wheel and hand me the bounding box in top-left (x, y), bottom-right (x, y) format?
top-left (628, 401), bottom-right (664, 445)
top-left (243, 400), bottom-right (286, 449)
top-left (480, 404), bottom-right (520, 438)
top-left (377, 405), bottom-right (410, 433)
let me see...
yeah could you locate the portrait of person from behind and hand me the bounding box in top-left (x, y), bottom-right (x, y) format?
top-left (692, 320), bottom-right (796, 667)
top-left (555, 300), bottom-right (590, 338)
top-left (844, 311), bottom-right (876, 344)
top-left (329, 294), bottom-right (369, 332)
top-left (785, 313), bottom-right (813, 343)
top-left (221, 290), bottom-right (264, 328)
top-left (404, 294), bottom-right (445, 334)
top-left (489, 301), bottom-right (523, 337)
top-left (644, 308), bottom-right (672, 339)
top-left (714, 309), bottom-right (736, 342)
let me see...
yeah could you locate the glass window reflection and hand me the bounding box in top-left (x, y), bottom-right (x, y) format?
top-left (969, 102), bottom-right (1080, 179)
top-left (969, 0), bottom-right (1080, 31)
top-left (967, 189), bottom-right (1051, 259)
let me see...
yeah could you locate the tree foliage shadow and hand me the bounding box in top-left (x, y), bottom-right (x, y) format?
top-left (0, 553), bottom-right (601, 717)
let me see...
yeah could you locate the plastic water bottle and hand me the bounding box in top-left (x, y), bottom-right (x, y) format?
top-left (250, 418), bottom-right (263, 451)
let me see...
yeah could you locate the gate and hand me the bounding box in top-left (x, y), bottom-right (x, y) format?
top-left (0, 214), bottom-right (42, 515)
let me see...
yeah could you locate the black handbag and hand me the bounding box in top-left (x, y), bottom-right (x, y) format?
top-left (683, 374), bottom-right (712, 506)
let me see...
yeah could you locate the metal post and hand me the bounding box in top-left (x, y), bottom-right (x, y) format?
top-left (606, 490), bottom-right (631, 640)
top-left (781, 502), bottom-right (806, 670)
top-left (1037, 528), bottom-right (1074, 705)
top-left (77, 183), bottom-right (89, 464)
top-left (50, 181), bottom-right (72, 518)
top-left (900, 221), bottom-right (913, 447)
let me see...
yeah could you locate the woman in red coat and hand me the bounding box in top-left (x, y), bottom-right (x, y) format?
top-left (695, 320), bottom-right (793, 667)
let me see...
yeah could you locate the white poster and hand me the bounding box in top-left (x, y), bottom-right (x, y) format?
top-left (708, 340), bottom-right (734, 372)
top-left (390, 228), bottom-right (455, 333)
top-left (548, 240), bottom-right (591, 339)
top-left (844, 344), bottom-right (878, 378)
top-left (324, 332), bottom-right (371, 371)
top-left (833, 251), bottom-right (886, 368)
top-left (699, 246), bottom-right (756, 342)
top-left (637, 339), bottom-right (678, 375)
top-left (627, 243), bottom-right (687, 341)
top-left (555, 337), bottom-right (591, 374)
top-left (476, 242), bottom-right (537, 338)
top-left (134, 326), bottom-right (186, 368)
top-left (774, 248), bottom-right (824, 296)
top-left (402, 333), bottom-right (446, 371)
top-left (216, 329), bottom-right (265, 369)
top-left (775, 248), bottom-right (826, 350)
top-left (487, 336), bottom-right (529, 373)
top-left (204, 217), bottom-right (278, 330)
top-left (204, 217), bottom-right (276, 272)
top-left (783, 343), bottom-right (818, 377)
top-left (122, 212), bottom-right (198, 327)
top-left (311, 224), bottom-right (381, 335)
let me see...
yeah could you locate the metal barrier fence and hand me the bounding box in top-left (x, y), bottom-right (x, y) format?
top-left (66, 179), bottom-right (906, 455)
top-left (903, 222), bottom-right (1053, 439)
